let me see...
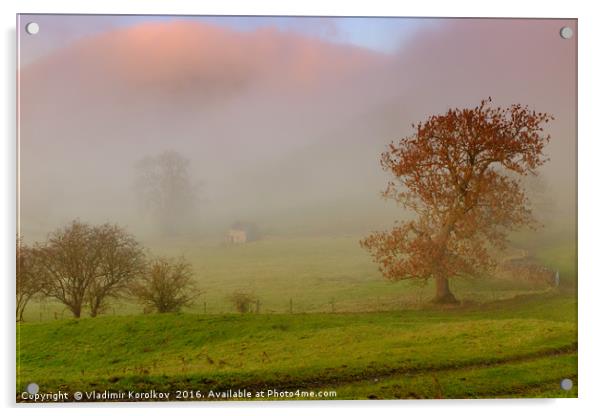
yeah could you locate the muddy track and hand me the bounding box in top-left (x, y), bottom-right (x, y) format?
top-left (357, 374), bottom-right (579, 400)
top-left (228, 342), bottom-right (578, 393)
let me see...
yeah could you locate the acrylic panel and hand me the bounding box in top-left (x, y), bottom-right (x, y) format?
top-left (16, 14), bottom-right (577, 402)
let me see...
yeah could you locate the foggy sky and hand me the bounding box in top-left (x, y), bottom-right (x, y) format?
top-left (17, 17), bottom-right (577, 243)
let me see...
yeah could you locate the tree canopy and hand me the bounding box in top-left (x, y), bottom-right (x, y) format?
top-left (33, 221), bottom-right (145, 317)
top-left (360, 98), bottom-right (553, 303)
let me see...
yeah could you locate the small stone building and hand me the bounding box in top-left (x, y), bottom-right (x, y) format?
top-left (225, 221), bottom-right (260, 244)
top-left (226, 228), bottom-right (247, 244)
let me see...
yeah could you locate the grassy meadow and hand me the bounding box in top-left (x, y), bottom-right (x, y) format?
top-left (21, 232), bottom-right (575, 319)
top-left (17, 292), bottom-right (577, 400)
top-left (17, 232), bottom-right (577, 400)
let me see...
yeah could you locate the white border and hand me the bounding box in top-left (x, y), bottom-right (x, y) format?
top-left (2, 1), bottom-right (600, 415)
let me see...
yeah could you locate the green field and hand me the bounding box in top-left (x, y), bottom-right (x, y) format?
top-left (17, 233), bottom-right (577, 401)
top-left (17, 292), bottom-right (577, 400)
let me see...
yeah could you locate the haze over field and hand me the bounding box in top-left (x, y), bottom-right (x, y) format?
top-left (16, 17), bottom-right (578, 400)
top-left (18, 17), bottom-right (576, 243)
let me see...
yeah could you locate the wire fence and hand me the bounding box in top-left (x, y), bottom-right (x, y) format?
top-left (22, 282), bottom-right (555, 322)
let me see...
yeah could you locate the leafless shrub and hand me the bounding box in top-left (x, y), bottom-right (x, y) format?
top-left (130, 257), bottom-right (200, 313)
top-left (227, 291), bottom-right (256, 313)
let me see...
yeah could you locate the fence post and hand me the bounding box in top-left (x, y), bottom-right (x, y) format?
top-left (203, 301), bottom-right (207, 314)
top-left (289, 298), bottom-right (293, 314)
top-left (256, 299), bottom-right (260, 314)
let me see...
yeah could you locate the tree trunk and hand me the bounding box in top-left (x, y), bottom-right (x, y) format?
top-left (433, 276), bottom-right (458, 304)
top-left (90, 297), bottom-right (101, 317)
top-left (71, 305), bottom-right (82, 318)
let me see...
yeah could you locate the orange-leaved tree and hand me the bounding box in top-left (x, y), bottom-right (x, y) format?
top-left (360, 98), bottom-right (553, 303)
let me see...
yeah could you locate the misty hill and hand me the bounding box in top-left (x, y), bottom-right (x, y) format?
top-left (18, 19), bottom-right (576, 241)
